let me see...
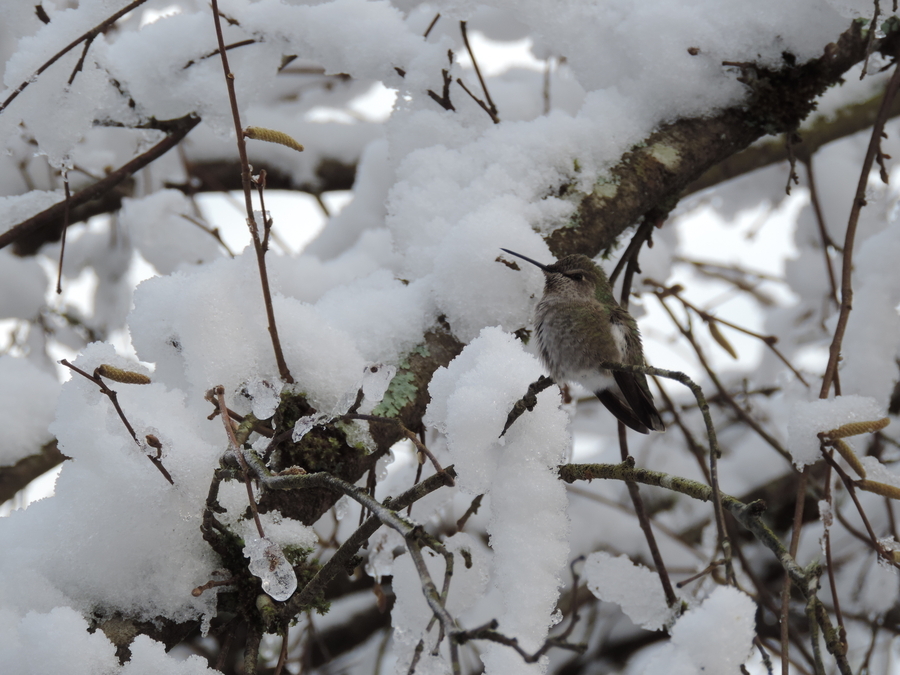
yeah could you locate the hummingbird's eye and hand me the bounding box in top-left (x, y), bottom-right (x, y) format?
top-left (569, 272), bottom-right (584, 282)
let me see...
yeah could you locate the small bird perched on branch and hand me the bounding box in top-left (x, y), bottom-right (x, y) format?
top-left (502, 248), bottom-right (665, 434)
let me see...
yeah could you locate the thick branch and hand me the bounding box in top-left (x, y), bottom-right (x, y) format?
top-left (1, 114), bottom-right (201, 255)
top-left (550, 21), bottom-right (900, 258)
top-left (0, 440), bottom-right (66, 504)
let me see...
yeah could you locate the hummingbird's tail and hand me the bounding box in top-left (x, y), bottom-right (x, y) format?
top-left (611, 371), bottom-right (666, 433)
top-left (595, 390), bottom-right (652, 434)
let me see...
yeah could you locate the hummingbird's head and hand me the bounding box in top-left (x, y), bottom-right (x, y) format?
top-left (501, 249), bottom-right (608, 300)
top-left (542, 255), bottom-right (608, 299)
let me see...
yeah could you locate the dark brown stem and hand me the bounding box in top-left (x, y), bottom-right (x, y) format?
top-left (427, 59), bottom-right (456, 112)
top-left (459, 21), bottom-right (500, 119)
top-left (803, 158), bottom-right (840, 307)
top-left (820, 54), bottom-right (900, 398)
top-left (254, 169), bottom-right (271, 251)
top-left (67, 35), bottom-right (94, 86)
top-left (209, 0), bottom-right (294, 384)
top-left (455, 77), bottom-right (499, 123)
top-left (616, 233), bottom-right (677, 607)
top-left (423, 13), bottom-right (441, 38)
top-left (0, 0), bottom-right (150, 115)
top-left (617, 424), bottom-right (678, 606)
top-left (56, 170), bottom-right (70, 294)
top-left (182, 38), bottom-right (257, 70)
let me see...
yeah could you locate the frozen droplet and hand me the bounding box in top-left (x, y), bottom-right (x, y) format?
top-left (549, 608), bottom-right (563, 627)
top-left (375, 449), bottom-right (395, 481)
top-left (242, 377), bottom-right (280, 420)
top-left (334, 388), bottom-right (360, 415)
top-left (334, 494), bottom-right (350, 521)
top-left (365, 529), bottom-right (405, 581)
top-left (243, 536), bottom-right (298, 601)
top-left (292, 412), bottom-right (329, 442)
top-left (362, 363), bottom-right (396, 402)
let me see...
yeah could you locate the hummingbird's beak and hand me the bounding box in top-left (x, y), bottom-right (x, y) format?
top-left (501, 248), bottom-right (549, 271)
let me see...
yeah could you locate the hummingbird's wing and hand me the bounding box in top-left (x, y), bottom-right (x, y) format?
top-left (608, 308), bottom-right (666, 433)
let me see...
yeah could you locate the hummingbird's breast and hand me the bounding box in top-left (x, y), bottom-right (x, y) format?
top-left (534, 297), bottom-right (623, 392)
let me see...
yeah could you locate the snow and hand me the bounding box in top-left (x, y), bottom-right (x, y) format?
top-left (584, 551), bottom-right (674, 631)
top-left (1, 0), bottom-right (899, 673)
top-left (0, 356), bottom-right (60, 466)
top-left (641, 586), bottom-right (757, 675)
top-left (787, 395), bottom-right (885, 469)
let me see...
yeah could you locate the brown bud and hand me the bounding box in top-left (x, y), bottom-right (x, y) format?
top-left (822, 417), bottom-right (890, 440)
top-left (832, 439), bottom-right (866, 478)
top-left (707, 321), bottom-right (738, 360)
top-left (96, 364), bottom-right (150, 384)
top-left (243, 126), bottom-right (304, 153)
top-left (855, 479), bottom-right (900, 501)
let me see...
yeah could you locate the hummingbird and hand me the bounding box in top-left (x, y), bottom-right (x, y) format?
top-left (502, 248), bottom-right (665, 434)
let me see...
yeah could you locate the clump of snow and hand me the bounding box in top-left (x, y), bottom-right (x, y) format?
top-left (641, 586), bottom-right (757, 675)
top-left (0, 250), bottom-right (47, 320)
top-left (839, 221), bottom-right (900, 402)
top-left (0, 356), bottom-right (60, 466)
top-left (787, 395), bottom-right (885, 469)
top-left (121, 191), bottom-right (223, 275)
top-left (584, 551), bottom-right (675, 631)
top-left (425, 327), bottom-right (570, 674)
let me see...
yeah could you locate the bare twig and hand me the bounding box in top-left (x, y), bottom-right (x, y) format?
top-left (802, 158), bottom-right (840, 307)
top-left (56, 169), bottom-right (71, 294)
top-left (59, 359), bottom-right (174, 484)
top-left (423, 13), bottom-right (441, 39)
top-left (781, 467), bottom-right (809, 675)
top-left (460, 22), bottom-right (498, 121)
top-left (209, 0), bottom-right (294, 384)
top-left (0, 114), bottom-right (200, 252)
top-left (0, 0), bottom-right (150, 115)
top-left (820, 53), bottom-right (900, 398)
top-left (211, 386), bottom-right (265, 538)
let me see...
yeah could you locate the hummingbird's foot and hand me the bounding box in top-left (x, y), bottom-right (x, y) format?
top-left (500, 375), bottom-right (555, 437)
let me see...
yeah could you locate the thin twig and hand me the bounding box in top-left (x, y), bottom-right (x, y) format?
top-left (209, 0), bottom-right (294, 384)
top-left (802, 158), bottom-right (840, 307)
top-left (212, 386), bottom-right (265, 538)
top-left (59, 359), bottom-right (174, 484)
top-left (821, 453), bottom-right (847, 650)
top-left (182, 38), bottom-right (257, 70)
top-left (56, 169), bottom-right (71, 294)
top-left (460, 22), bottom-right (497, 120)
top-left (455, 77), bottom-right (499, 123)
top-left (345, 412), bottom-right (454, 486)
top-left (617, 244), bottom-right (677, 607)
top-left (0, 0), bottom-right (150, 115)
top-left (781, 467), bottom-right (809, 675)
top-left (648, 279), bottom-right (809, 386)
top-left (820, 53), bottom-right (900, 398)
top-left (423, 13), bottom-right (441, 38)
top-left (0, 114), bottom-right (200, 252)
top-left (655, 295), bottom-right (792, 461)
